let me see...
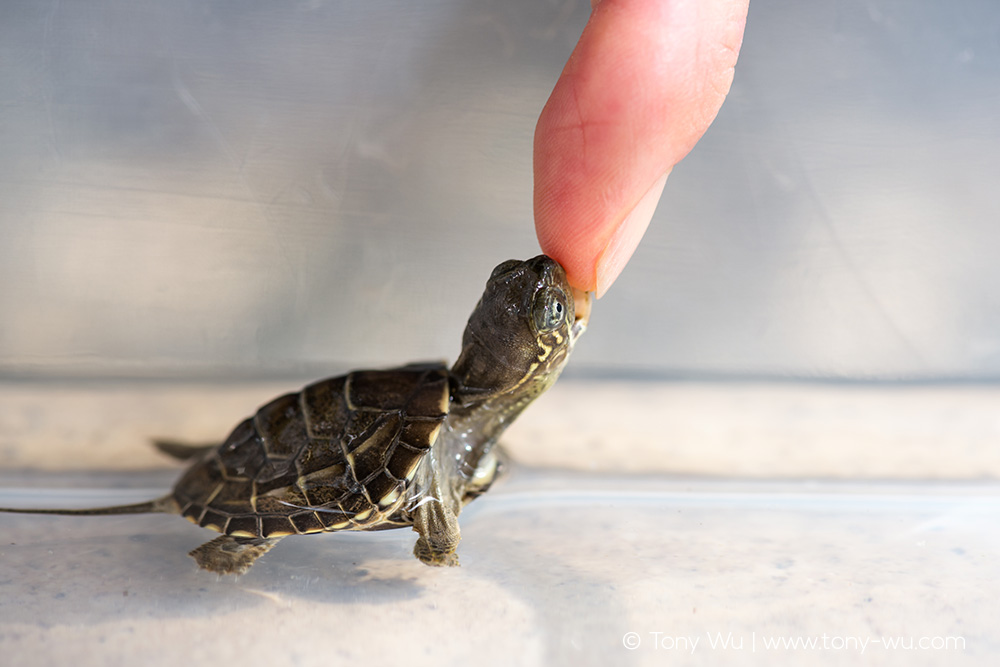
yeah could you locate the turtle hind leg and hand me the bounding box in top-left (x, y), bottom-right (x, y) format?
top-left (153, 439), bottom-right (217, 461)
top-left (189, 535), bottom-right (282, 575)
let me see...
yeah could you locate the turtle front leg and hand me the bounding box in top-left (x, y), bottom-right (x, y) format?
top-left (189, 535), bottom-right (283, 575)
top-left (411, 498), bottom-right (461, 567)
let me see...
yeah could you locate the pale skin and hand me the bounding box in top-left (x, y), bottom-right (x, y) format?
top-left (534, 0), bottom-right (750, 297)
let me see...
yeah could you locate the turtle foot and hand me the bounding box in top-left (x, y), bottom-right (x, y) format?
top-left (189, 535), bottom-right (281, 575)
top-left (413, 536), bottom-right (460, 567)
top-left (410, 493), bottom-right (462, 567)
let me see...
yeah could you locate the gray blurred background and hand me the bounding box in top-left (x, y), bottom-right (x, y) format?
top-left (1, 0), bottom-right (998, 381)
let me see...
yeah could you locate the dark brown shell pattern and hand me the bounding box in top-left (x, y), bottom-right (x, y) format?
top-left (173, 364), bottom-right (450, 540)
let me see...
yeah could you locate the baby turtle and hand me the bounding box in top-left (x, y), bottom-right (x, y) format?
top-left (0, 255), bottom-right (588, 574)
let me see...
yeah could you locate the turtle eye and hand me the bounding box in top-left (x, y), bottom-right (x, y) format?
top-left (531, 288), bottom-right (568, 332)
top-left (490, 259), bottom-right (522, 280)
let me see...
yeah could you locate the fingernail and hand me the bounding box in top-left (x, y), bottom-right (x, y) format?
top-left (572, 286), bottom-right (592, 325)
top-left (594, 170), bottom-right (670, 298)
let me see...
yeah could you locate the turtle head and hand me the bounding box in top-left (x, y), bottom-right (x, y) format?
top-left (450, 255), bottom-right (588, 405)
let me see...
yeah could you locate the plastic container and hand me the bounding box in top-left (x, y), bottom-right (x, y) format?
top-left (1, 1), bottom-right (998, 665)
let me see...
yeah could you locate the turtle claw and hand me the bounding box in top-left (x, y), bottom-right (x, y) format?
top-left (189, 535), bottom-right (282, 575)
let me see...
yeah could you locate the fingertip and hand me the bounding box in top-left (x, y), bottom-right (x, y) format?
top-left (536, 223), bottom-right (598, 293)
top-left (534, 0), bottom-right (749, 296)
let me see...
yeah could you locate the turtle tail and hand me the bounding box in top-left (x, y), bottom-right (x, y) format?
top-left (0, 495), bottom-right (177, 516)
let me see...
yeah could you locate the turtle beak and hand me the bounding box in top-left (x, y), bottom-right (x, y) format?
top-left (570, 287), bottom-right (591, 345)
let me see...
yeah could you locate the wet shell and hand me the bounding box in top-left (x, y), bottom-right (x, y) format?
top-left (173, 363), bottom-right (450, 539)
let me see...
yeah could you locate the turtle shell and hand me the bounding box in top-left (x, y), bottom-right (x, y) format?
top-left (172, 363), bottom-right (450, 539)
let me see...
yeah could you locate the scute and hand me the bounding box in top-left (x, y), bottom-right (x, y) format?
top-left (256, 393), bottom-right (309, 458)
top-left (317, 508), bottom-right (352, 529)
top-left (261, 515), bottom-right (297, 538)
top-left (254, 494), bottom-right (300, 514)
top-left (347, 371), bottom-right (405, 410)
top-left (296, 464), bottom-right (354, 506)
top-left (294, 440), bottom-right (346, 480)
top-left (217, 419), bottom-right (268, 481)
top-left (169, 363), bottom-right (451, 540)
top-left (200, 508), bottom-right (228, 532)
top-left (400, 420), bottom-right (443, 450)
top-left (366, 471), bottom-right (401, 505)
top-left (386, 444), bottom-right (422, 481)
top-left (346, 413), bottom-right (401, 481)
top-left (207, 479), bottom-right (254, 511)
top-left (301, 376), bottom-right (350, 439)
top-left (226, 515), bottom-right (260, 537)
top-left (405, 375), bottom-right (450, 417)
top-left (289, 511), bottom-right (325, 534)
